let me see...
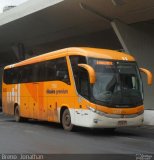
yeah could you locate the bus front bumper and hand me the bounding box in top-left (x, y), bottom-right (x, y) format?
top-left (91, 113), bottom-right (144, 128)
top-left (73, 109), bottom-right (144, 128)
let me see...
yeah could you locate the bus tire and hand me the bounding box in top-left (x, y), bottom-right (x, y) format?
top-left (62, 108), bottom-right (74, 131)
top-left (104, 128), bottom-right (116, 133)
top-left (14, 106), bottom-right (23, 122)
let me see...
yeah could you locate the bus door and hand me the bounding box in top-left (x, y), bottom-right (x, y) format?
top-left (75, 68), bottom-right (90, 125)
top-left (69, 56), bottom-right (90, 125)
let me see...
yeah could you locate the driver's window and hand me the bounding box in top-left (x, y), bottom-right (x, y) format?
top-left (79, 68), bottom-right (89, 98)
top-left (70, 56), bottom-right (89, 99)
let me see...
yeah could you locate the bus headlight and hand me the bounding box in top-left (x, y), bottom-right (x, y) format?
top-left (87, 106), bottom-right (96, 112)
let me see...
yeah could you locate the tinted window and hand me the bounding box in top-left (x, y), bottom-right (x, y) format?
top-left (4, 68), bottom-right (18, 84)
top-left (33, 62), bottom-right (46, 82)
top-left (46, 60), bottom-right (56, 81)
top-left (3, 57), bottom-right (70, 85)
top-left (20, 65), bottom-right (34, 83)
top-left (45, 57), bottom-right (70, 84)
top-left (55, 58), bottom-right (70, 84)
top-left (70, 56), bottom-right (89, 98)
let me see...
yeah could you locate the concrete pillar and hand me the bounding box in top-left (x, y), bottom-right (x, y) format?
top-left (12, 43), bottom-right (25, 61)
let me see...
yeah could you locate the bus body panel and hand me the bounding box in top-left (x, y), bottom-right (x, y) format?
top-left (2, 80), bottom-right (76, 122)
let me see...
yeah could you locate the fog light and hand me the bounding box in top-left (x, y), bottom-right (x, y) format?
top-left (93, 119), bottom-right (98, 124)
top-left (142, 118), bottom-right (144, 122)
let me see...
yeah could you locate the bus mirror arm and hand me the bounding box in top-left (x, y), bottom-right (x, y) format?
top-left (139, 68), bottom-right (153, 85)
top-left (78, 64), bottom-right (96, 84)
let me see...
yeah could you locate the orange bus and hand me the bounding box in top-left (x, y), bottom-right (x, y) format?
top-left (2, 47), bottom-right (153, 131)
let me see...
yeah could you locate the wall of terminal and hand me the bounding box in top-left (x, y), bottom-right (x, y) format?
top-left (29, 29), bottom-right (122, 57)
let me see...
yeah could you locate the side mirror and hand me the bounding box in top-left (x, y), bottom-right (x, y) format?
top-left (140, 68), bottom-right (153, 86)
top-left (78, 64), bottom-right (96, 84)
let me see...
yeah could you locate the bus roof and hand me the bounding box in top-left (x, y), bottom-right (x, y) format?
top-left (5, 47), bottom-right (135, 69)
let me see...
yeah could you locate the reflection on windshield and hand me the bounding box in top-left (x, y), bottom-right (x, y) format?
top-left (93, 63), bottom-right (117, 102)
top-left (88, 58), bottom-right (143, 107)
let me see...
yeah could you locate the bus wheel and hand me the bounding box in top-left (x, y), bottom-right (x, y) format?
top-left (104, 128), bottom-right (116, 133)
top-left (14, 106), bottom-right (22, 122)
top-left (62, 109), bottom-right (74, 131)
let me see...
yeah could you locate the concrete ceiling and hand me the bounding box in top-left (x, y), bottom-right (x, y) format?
top-left (0, 0), bottom-right (154, 63)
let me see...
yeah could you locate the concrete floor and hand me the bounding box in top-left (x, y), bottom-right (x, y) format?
top-left (0, 112), bottom-right (154, 160)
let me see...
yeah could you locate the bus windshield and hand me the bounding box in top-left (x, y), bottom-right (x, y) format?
top-left (88, 58), bottom-right (143, 107)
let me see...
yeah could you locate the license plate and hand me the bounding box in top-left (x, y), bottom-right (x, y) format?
top-left (118, 120), bottom-right (127, 126)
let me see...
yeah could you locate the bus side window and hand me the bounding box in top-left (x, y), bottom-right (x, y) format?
top-left (5, 69), bottom-right (12, 84)
top-left (18, 67), bottom-right (27, 83)
top-left (3, 70), bottom-right (8, 84)
top-left (55, 58), bottom-right (70, 85)
top-left (19, 65), bottom-right (34, 83)
top-left (4, 68), bottom-right (18, 84)
top-left (39, 63), bottom-right (46, 82)
top-left (18, 69), bottom-right (23, 83)
top-left (33, 62), bottom-right (46, 82)
top-left (12, 68), bottom-right (18, 84)
top-left (45, 60), bottom-right (56, 81)
top-left (45, 57), bottom-right (70, 85)
top-left (4, 69), bottom-right (11, 84)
